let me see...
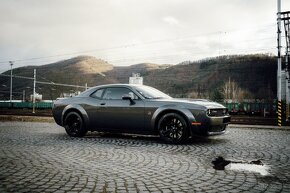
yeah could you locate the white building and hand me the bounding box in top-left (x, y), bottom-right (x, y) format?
top-left (280, 70), bottom-right (290, 102)
top-left (30, 93), bottom-right (42, 101)
top-left (129, 73), bottom-right (143, 85)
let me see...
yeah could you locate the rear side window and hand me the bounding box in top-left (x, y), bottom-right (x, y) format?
top-left (103, 87), bottom-right (138, 100)
top-left (90, 89), bottom-right (104, 99)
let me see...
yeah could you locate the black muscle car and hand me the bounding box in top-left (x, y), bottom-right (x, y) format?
top-left (52, 84), bottom-right (230, 143)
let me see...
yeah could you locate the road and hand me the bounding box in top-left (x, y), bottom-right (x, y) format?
top-left (0, 122), bottom-right (289, 193)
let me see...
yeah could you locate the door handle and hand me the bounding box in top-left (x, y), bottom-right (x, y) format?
top-left (100, 103), bottom-right (106, 106)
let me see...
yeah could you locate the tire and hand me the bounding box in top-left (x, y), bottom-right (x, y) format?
top-left (158, 113), bottom-right (189, 144)
top-left (64, 111), bottom-right (87, 137)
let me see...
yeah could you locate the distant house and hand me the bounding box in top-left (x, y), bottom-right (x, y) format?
top-left (60, 91), bottom-right (81, 98)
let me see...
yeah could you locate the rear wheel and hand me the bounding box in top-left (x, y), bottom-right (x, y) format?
top-left (158, 113), bottom-right (189, 143)
top-left (64, 112), bottom-right (87, 137)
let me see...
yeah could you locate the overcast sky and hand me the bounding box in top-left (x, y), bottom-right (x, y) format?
top-left (0, 0), bottom-right (289, 72)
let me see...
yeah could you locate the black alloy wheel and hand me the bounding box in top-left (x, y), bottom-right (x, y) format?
top-left (158, 113), bottom-right (189, 143)
top-left (64, 112), bottom-right (87, 137)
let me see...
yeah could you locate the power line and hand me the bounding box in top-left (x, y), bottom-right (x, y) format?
top-left (0, 74), bottom-right (87, 89)
top-left (0, 23), bottom-right (277, 65)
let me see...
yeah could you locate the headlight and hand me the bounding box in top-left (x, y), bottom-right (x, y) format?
top-left (207, 109), bottom-right (211, 116)
top-left (223, 108), bottom-right (228, 115)
top-left (207, 108), bottom-right (228, 116)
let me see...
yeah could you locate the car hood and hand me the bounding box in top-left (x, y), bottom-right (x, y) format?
top-left (153, 98), bottom-right (226, 109)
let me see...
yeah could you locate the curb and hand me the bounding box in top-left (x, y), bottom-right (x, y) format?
top-left (0, 115), bottom-right (54, 123)
top-left (229, 124), bottom-right (290, 130)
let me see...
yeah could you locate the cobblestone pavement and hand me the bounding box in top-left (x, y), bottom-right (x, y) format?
top-left (0, 122), bottom-right (289, 193)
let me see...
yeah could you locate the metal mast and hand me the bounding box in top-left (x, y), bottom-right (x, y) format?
top-left (277, 0), bottom-right (282, 126)
top-left (32, 69), bottom-right (36, 113)
top-left (9, 61), bottom-right (13, 103)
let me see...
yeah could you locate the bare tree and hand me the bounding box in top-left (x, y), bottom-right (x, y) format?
top-left (223, 78), bottom-right (252, 102)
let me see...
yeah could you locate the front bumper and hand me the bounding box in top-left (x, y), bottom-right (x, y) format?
top-left (207, 125), bottom-right (227, 135)
top-left (191, 115), bottom-right (231, 136)
top-left (207, 115), bottom-right (230, 135)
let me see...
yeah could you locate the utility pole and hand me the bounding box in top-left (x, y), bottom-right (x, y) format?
top-left (23, 90), bottom-right (25, 102)
top-left (277, 0), bottom-right (282, 126)
top-left (281, 10), bottom-right (290, 120)
top-left (286, 54), bottom-right (289, 120)
top-left (9, 61), bottom-right (13, 104)
top-left (32, 69), bottom-right (36, 114)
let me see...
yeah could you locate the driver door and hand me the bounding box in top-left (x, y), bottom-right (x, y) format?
top-left (97, 87), bottom-right (145, 133)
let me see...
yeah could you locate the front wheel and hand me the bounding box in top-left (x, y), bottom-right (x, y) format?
top-left (64, 112), bottom-right (87, 137)
top-left (158, 113), bottom-right (189, 144)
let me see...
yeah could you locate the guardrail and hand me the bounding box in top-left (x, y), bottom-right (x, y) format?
top-left (222, 102), bottom-right (277, 116)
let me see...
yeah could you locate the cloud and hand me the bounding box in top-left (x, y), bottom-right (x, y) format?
top-left (163, 16), bottom-right (179, 25)
top-left (0, 0), bottom-right (290, 72)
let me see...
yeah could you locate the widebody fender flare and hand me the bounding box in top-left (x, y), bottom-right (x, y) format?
top-left (61, 104), bottom-right (90, 128)
top-left (150, 105), bottom-right (197, 134)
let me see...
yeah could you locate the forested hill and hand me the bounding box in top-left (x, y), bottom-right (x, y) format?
top-left (145, 54), bottom-right (277, 101)
top-left (0, 54), bottom-right (277, 101)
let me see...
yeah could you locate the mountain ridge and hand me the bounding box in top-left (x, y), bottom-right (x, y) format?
top-left (0, 54), bottom-right (277, 101)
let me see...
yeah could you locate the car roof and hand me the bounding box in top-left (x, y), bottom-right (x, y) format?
top-left (77, 84), bottom-right (146, 97)
top-left (95, 84), bottom-right (147, 89)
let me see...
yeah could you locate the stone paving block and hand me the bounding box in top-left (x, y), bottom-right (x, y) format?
top-left (0, 122), bottom-right (289, 193)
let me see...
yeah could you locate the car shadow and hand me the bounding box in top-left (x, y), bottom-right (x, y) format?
top-left (79, 131), bottom-right (230, 146)
top-left (187, 136), bottom-right (230, 145)
top-left (85, 131), bottom-right (159, 143)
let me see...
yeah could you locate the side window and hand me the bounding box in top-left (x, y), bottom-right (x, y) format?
top-left (128, 92), bottom-right (139, 100)
top-left (90, 89), bottom-right (104, 99)
top-left (103, 87), bottom-right (138, 100)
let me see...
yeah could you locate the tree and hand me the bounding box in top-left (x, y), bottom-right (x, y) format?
top-left (210, 88), bottom-right (224, 102)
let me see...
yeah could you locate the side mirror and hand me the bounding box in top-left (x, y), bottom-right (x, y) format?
top-left (122, 94), bottom-right (135, 105)
top-left (122, 95), bottom-right (132, 100)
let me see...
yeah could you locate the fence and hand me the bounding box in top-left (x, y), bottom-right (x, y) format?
top-left (0, 102), bottom-right (53, 109)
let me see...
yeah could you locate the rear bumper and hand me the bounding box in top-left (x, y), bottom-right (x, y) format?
top-left (52, 107), bottom-right (63, 126)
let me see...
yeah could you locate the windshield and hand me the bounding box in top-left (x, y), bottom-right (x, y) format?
top-left (135, 85), bottom-right (172, 99)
